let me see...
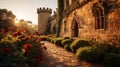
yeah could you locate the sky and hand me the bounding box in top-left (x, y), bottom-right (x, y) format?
top-left (0, 0), bottom-right (57, 24)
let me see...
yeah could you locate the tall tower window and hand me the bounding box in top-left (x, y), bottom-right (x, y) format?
top-left (94, 6), bottom-right (105, 29)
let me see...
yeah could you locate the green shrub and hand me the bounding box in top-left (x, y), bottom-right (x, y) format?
top-left (103, 53), bottom-right (120, 67)
top-left (76, 46), bottom-right (104, 63)
top-left (64, 44), bottom-right (71, 52)
top-left (70, 39), bottom-right (90, 53)
top-left (62, 39), bottom-right (73, 47)
top-left (46, 37), bottom-right (52, 42)
top-left (63, 37), bottom-right (70, 40)
top-left (51, 38), bottom-right (56, 44)
top-left (97, 42), bottom-right (120, 53)
top-left (54, 38), bottom-right (63, 46)
top-left (40, 36), bottom-right (48, 41)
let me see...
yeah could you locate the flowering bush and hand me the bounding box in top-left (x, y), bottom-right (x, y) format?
top-left (0, 34), bottom-right (26, 67)
top-left (0, 27), bottom-right (46, 67)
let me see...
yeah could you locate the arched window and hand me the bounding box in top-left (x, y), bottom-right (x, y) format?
top-left (93, 5), bottom-right (106, 29)
top-left (64, 21), bottom-right (67, 33)
top-left (71, 19), bottom-right (78, 37)
top-left (66, 0), bottom-right (69, 7)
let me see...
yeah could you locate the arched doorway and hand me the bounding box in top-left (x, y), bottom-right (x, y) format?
top-left (71, 19), bottom-right (79, 37)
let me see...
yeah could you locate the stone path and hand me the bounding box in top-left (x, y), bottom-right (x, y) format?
top-left (39, 41), bottom-right (83, 67)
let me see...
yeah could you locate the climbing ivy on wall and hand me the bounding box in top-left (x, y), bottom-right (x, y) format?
top-left (56, 0), bottom-right (64, 37)
top-left (64, 0), bottom-right (92, 17)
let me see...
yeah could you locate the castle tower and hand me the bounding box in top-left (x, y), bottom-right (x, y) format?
top-left (37, 7), bottom-right (52, 34)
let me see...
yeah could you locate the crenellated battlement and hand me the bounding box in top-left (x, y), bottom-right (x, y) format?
top-left (37, 7), bottom-right (52, 14)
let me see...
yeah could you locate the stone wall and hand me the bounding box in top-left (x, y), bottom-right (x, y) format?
top-left (60, 0), bottom-right (120, 46)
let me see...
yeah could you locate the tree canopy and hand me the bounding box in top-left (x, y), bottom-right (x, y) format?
top-left (0, 9), bottom-right (16, 32)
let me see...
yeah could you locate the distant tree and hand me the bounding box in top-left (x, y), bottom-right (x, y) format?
top-left (16, 19), bottom-right (37, 33)
top-left (17, 19), bottom-right (28, 30)
top-left (27, 21), bottom-right (32, 24)
top-left (0, 9), bottom-right (16, 32)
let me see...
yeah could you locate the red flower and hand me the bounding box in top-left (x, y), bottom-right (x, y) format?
top-left (24, 44), bottom-right (32, 54)
top-left (36, 37), bottom-right (39, 39)
top-left (43, 46), bottom-right (47, 50)
top-left (13, 31), bottom-right (22, 37)
top-left (34, 31), bottom-right (39, 35)
top-left (30, 35), bottom-right (33, 38)
top-left (13, 32), bottom-right (18, 37)
top-left (17, 29), bottom-right (21, 33)
top-left (17, 32), bottom-right (22, 36)
top-left (5, 48), bottom-right (12, 54)
top-left (23, 28), bottom-right (27, 33)
top-left (22, 36), bottom-right (29, 41)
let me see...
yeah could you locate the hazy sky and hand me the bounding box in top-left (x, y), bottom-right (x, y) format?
top-left (0, 0), bottom-right (57, 24)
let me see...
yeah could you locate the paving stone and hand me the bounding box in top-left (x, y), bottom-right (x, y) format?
top-left (39, 41), bottom-right (83, 67)
top-left (49, 62), bottom-right (55, 64)
top-left (56, 64), bottom-right (64, 67)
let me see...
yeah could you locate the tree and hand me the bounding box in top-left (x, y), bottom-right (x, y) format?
top-left (17, 19), bottom-right (28, 30)
top-left (56, 0), bottom-right (64, 37)
top-left (0, 9), bottom-right (16, 32)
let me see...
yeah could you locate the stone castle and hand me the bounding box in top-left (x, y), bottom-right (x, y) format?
top-left (37, 0), bottom-right (120, 46)
top-left (57, 0), bottom-right (120, 46)
top-left (37, 7), bottom-right (56, 35)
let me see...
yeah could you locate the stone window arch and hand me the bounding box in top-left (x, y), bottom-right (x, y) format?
top-left (71, 19), bottom-right (79, 37)
top-left (93, 4), bottom-right (106, 29)
top-left (64, 21), bottom-right (67, 33)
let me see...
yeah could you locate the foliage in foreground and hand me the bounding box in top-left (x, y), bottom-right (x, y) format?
top-left (0, 28), bottom-right (46, 67)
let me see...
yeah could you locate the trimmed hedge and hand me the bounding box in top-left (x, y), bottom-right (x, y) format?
top-left (70, 39), bottom-right (90, 53)
top-left (40, 36), bottom-right (48, 41)
top-left (63, 37), bottom-right (70, 40)
top-left (54, 38), bottom-right (63, 46)
top-left (64, 44), bottom-right (71, 52)
top-left (51, 38), bottom-right (56, 44)
top-left (76, 46), bottom-right (104, 63)
top-left (97, 42), bottom-right (120, 54)
top-left (61, 39), bottom-right (73, 47)
top-left (103, 53), bottom-right (120, 67)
